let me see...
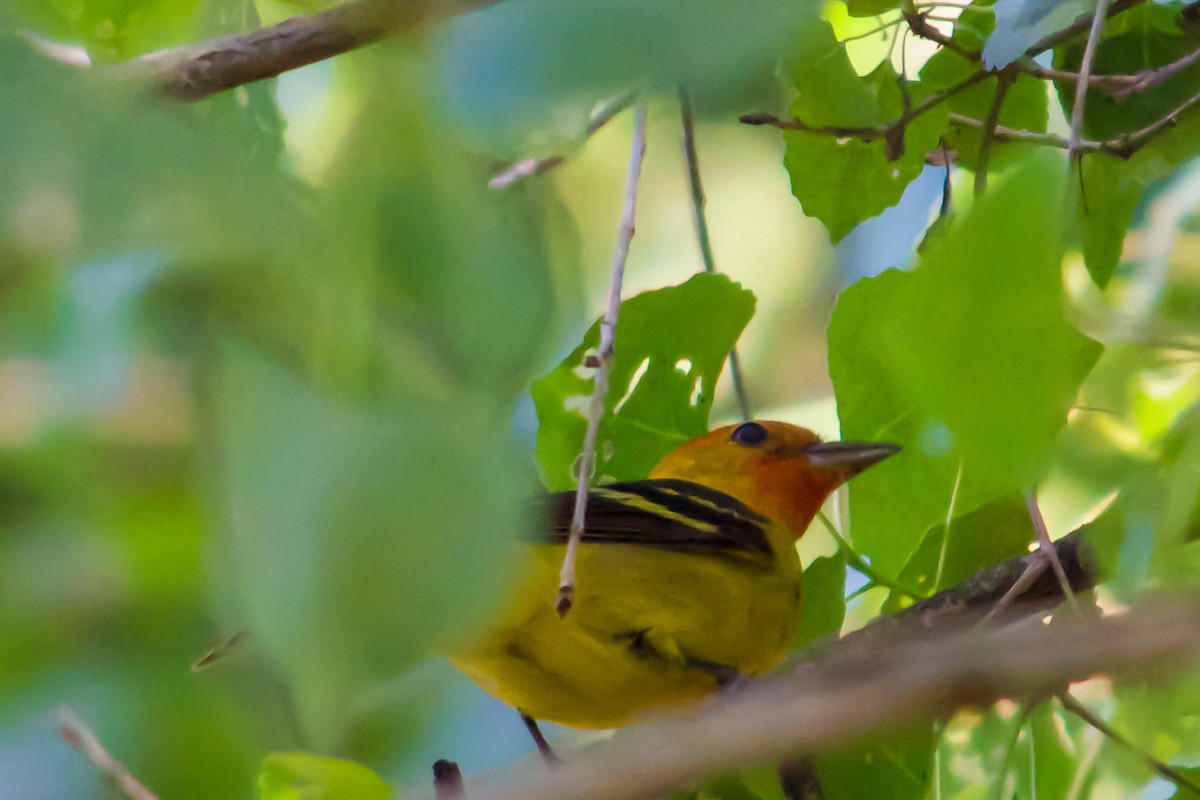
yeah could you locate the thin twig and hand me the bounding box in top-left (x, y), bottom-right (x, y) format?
top-left (57, 706), bottom-right (161, 800)
top-left (489, 92), bottom-right (636, 190)
top-left (679, 87), bottom-right (752, 422)
top-left (1027, 491), bottom-right (1081, 614)
top-left (741, 68), bottom-right (991, 156)
top-left (455, 597), bottom-right (1200, 800)
top-left (1068, 0), bottom-right (1115, 163)
top-left (1112, 47), bottom-right (1200, 100)
top-left (904, 11), bottom-right (979, 60)
top-left (974, 69), bottom-right (1015, 196)
top-left (556, 104), bottom-right (649, 616)
top-left (115, 0), bottom-right (502, 100)
top-left (948, 105), bottom-right (1200, 158)
top-left (1059, 693), bottom-right (1200, 797)
top-left (979, 555), bottom-right (1051, 626)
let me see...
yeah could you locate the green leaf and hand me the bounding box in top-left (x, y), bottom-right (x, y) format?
top-left (845, 0), bottom-right (903, 18)
top-left (815, 725), bottom-right (934, 800)
top-left (258, 752), bottom-right (391, 800)
top-left (921, 49), bottom-right (1049, 172)
top-left (531, 273), bottom-right (755, 490)
top-left (783, 22), bottom-right (947, 242)
top-left (829, 152), bottom-right (1102, 574)
top-left (215, 345), bottom-right (531, 744)
top-left (883, 495), bottom-right (1032, 612)
top-left (982, 0), bottom-right (1086, 68)
top-left (435, 0), bottom-right (808, 146)
top-left (795, 552), bottom-right (848, 646)
top-left (1072, 155), bottom-right (1141, 289)
top-left (1012, 703), bottom-right (1076, 800)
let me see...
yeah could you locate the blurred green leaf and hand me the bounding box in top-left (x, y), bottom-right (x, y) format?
top-left (434, 0), bottom-right (807, 146)
top-left (883, 494), bottom-right (1031, 612)
top-left (327, 48), bottom-right (571, 398)
top-left (795, 552), bottom-right (847, 646)
top-left (258, 752), bottom-right (391, 800)
top-left (214, 345), bottom-right (531, 744)
top-left (783, 22), bottom-right (947, 243)
top-left (815, 725), bottom-right (933, 800)
top-left (1072, 155), bottom-right (1141, 289)
top-left (532, 273), bottom-right (754, 490)
top-left (830, 152), bottom-right (1102, 574)
top-left (1012, 703), bottom-right (1075, 800)
top-left (846, 0), bottom-right (903, 17)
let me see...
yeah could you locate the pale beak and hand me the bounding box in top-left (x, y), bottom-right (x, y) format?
top-left (803, 441), bottom-right (900, 478)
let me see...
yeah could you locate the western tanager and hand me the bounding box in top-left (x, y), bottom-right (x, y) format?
top-left (450, 420), bottom-right (897, 731)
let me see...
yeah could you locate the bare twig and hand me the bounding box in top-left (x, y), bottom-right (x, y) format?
top-left (741, 68), bottom-right (991, 157)
top-left (458, 597), bottom-right (1200, 800)
top-left (679, 87), bottom-right (752, 422)
top-left (116, 0), bottom-right (503, 101)
top-left (489, 92), bottom-right (636, 190)
top-left (1112, 47), bottom-right (1200, 101)
top-left (433, 759), bottom-right (465, 799)
top-left (57, 706), bottom-right (161, 800)
top-left (1059, 693), bottom-right (1200, 797)
top-left (904, 10), bottom-right (978, 59)
top-left (948, 105), bottom-right (1200, 158)
top-left (1068, 0), bottom-right (1115, 163)
top-left (556, 105), bottom-right (649, 616)
top-left (974, 69), bottom-right (1015, 196)
top-left (1027, 492), bottom-right (1081, 613)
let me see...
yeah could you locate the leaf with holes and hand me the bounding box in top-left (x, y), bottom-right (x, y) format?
top-left (532, 273), bottom-right (755, 490)
top-left (783, 21), bottom-right (947, 243)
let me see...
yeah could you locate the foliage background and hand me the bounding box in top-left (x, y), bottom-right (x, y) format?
top-left (4, 0), bottom-right (1200, 798)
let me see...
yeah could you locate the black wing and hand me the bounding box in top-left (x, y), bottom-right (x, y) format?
top-left (540, 479), bottom-right (773, 558)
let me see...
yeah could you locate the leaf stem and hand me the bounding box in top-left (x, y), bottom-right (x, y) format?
top-left (816, 512), bottom-right (928, 600)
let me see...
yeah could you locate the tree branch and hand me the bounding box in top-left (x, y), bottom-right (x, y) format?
top-left (116, 0), bottom-right (503, 101)
top-left (58, 706), bottom-right (161, 800)
top-left (488, 92), bottom-right (635, 190)
top-left (1068, 0), bottom-right (1115, 163)
top-left (461, 594), bottom-right (1200, 800)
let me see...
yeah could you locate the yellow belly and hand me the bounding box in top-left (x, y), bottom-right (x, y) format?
top-left (448, 540), bottom-right (801, 729)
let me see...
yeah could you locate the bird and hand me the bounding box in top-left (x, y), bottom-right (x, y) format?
top-left (448, 420), bottom-right (898, 742)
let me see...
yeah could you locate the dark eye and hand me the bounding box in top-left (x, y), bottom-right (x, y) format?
top-left (730, 422), bottom-right (769, 446)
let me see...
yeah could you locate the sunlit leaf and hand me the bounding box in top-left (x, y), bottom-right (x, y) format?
top-left (532, 274), bottom-right (754, 490)
top-left (258, 752), bottom-right (391, 800)
top-left (214, 345), bottom-right (531, 744)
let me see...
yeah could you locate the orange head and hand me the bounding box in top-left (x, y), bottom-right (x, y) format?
top-left (648, 421), bottom-right (898, 539)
